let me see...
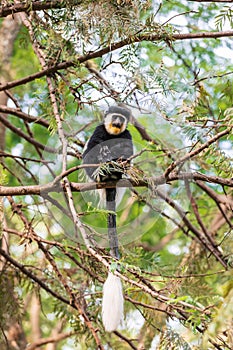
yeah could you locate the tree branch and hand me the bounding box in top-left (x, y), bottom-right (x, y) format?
top-left (26, 332), bottom-right (75, 350)
top-left (0, 105), bottom-right (49, 128)
top-left (0, 247), bottom-right (70, 305)
top-left (0, 30), bottom-right (233, 92)
top-left (188, 0), bottom-right (233, 2)
top-left (0, 113), bottom-right (57, 153)
top-left (0, 171), bottom-right (232, 196)
top-left (0, 0), bottom-right (232, 20)
top-left (164, 128), bottom-right (232, 177)
top-left (156, 188), bottom-right (228, 268)
top-left (0, 1), bottom-right (82, 18)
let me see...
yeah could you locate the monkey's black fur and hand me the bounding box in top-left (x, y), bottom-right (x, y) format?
top-left (83, 124), bottom-right (133, 179)
top-left (106, 187), bottom-right (119, 258)
top-left (82, 106), bottom-right (133, 259)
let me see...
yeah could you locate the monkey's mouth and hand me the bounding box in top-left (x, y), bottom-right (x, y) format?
top-left (112, 122), bottom-right (122, 128)
top-left (105, 122), bottom-right (126, 135)
top-left (109, 123), bottom-right (123, 134)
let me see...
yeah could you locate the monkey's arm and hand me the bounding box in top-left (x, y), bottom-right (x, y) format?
top-left (110, 130), bottom-right (133, 161)
top-left (83, 125), bottom-right (106, 158)
top-left (82, 125), bottom-right (107, 178)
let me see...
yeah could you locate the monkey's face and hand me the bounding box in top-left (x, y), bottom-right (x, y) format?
top-left (104, 113), bottom-right (128, 135)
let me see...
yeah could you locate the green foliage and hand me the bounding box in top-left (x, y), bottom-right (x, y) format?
top-left (1, 0), bottom-right (233, 349)
top-left (215, 5), bottom-right (233, 30)
top-left (0, 270), bottom-right (22, 335)
top-left (0, 165), bottom-right (7, 185)
top-left (202, 286), bottom-right (233, 349)
top-left (11, 26), bottom-right (40, 93)
top-left (158, 328), bottom-right (193, 350)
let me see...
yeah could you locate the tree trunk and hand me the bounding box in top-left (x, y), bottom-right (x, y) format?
top-left (0, 15), bottom-right (28, 350)
top-left (0, 15), bottom-right (21, 150)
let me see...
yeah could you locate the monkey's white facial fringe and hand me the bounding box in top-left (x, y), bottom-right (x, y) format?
top-left (102, 272), bottom-right (124, 332)
top-left (104, 114), bottom-right (127, 135)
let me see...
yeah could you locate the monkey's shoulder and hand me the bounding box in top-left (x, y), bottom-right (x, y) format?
top-left (83, 124), bottom-right (133, 161)
top-left (92, 124), bottom-right (132, 141)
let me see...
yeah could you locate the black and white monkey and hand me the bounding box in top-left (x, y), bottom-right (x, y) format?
top-left (82, 105), bottom-right (133, 332)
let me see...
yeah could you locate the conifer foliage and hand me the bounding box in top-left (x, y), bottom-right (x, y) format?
top-left (0, 1), bottom-right (233, 349)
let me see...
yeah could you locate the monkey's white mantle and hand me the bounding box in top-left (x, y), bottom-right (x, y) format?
top-left (102, 272), bottom-right (124, 332)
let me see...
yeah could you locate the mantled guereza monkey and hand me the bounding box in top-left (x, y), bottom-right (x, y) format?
top-left (82, 106), bottom-right (133, 332)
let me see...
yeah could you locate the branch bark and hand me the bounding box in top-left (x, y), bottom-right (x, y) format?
top-left (0, 0), bottom-right (232, 19)
top-left (0, 247), bottom-right (70, 305)
top-left (0, 171), bottom-right (233, 197)
top-left (27, 331), bottom-right (75, 350)
top-left (0, 105), bottom-right (49, 128)
top-left (164, 127), bottom-right (232, 177)
top-left (188, 0), bottom-right (233, 2)
top-left (0, 112), bottom-right (58, 153)
top-left (0, 1), bottom-right (82, 18)
top-left (0, 30), bottom-right (233, 93)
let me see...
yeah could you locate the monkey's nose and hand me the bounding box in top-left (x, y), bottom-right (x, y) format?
top-left (112, 122), bottom-right (121, 128)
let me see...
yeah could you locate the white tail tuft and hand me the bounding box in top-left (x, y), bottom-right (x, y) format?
top-left (102, 272), bottom-right (124, 332)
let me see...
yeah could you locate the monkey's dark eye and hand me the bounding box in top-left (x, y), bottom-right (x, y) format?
top-left (112, 114), bottom-right (120, 121)
top-left (112, 115), bottom-right (125, 124)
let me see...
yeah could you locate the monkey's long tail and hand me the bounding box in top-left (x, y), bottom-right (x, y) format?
top-left (102, 188), bottom-right (124, 332)
top-left (106, 188), bottom-right (119, 259)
